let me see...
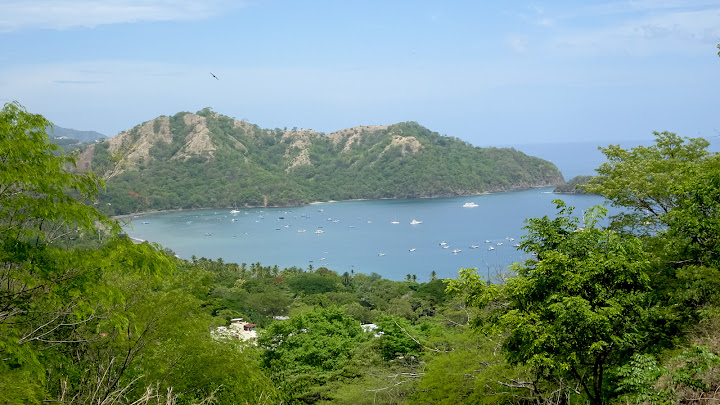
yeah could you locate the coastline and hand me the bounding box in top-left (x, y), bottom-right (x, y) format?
top-left (112, 185), bottom-right (558, 220)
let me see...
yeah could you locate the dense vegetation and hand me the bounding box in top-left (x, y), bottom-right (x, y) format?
top-left (553, 174), bottom-right (594, 193)
top-left (3, 99), bottom-right (720, 404)
top-left (83, 109), bottom-right (563, 216)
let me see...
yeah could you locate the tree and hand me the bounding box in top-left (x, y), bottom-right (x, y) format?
top-left (258, 307), bottom-right (365, 403)
top-left (447, 201), bottom-right (655, 404)
top-left (584, 131), bottom-right (711, 232)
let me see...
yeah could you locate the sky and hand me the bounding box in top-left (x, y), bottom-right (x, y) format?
top-left (1, 0), bottom-right (720, 147)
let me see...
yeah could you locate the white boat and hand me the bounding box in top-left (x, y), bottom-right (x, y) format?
top-left (442, 245), bottom-right (450, 249)
top-left (463, 202), bottom-right (478, 208)
top-left (378, 253), bottom-right (385, 256)
top-left (410, 219), bottom-right (422, 225)
top-left (230, 209), bottom-right (240, 214)
top-left (488, 246), bottom-right (495, 251)
top-left (297, 229), bottom-right (306, 233)
top-left (391, 221), bottom-right (400, 224)
top-left (315, 230), bottom-right (325, 234)
top-left (497, 242), bottom-right (503, 246)
top-left (409, 248), bottom-right (416, 252)
top-left (469, 245), bottom-right (479, 249)
top-left (485, 240), bottom-right (490, 243)
top-left (452, 249), bottom-right (461, 253)
top-left (439, 241), bottom-right (447, 245)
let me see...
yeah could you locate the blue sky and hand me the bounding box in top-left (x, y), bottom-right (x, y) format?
top-left (1, 0), bottom-right (719, 146)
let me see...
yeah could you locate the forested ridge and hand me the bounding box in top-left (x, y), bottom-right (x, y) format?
top-left (74, 108), bottom-right (563, 216)
top-left (3, 100), bottom-right (720, 404)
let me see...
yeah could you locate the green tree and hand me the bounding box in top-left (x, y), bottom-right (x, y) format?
top-left (447, 202), bottom-right (654, 404)
top-left (258, 307), bottom-right (365, 403)
top-left (584, 131), bottom-right (711, 231)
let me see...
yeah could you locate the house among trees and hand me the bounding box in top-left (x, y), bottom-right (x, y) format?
top-left (213, 318), bottom-right (258, 343)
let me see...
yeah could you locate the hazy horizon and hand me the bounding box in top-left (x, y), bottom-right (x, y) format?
top-left (3, 1), bottom-right (719, 147)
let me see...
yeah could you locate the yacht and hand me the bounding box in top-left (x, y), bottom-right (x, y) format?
top-left (410, 219), bottom-right (423, 225)
top-left (462, 202), bottom-right (478, 208)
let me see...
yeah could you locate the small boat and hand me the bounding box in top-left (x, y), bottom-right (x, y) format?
top-left (485, 240), bottom-right (490, 243)
top-left (452, 249), bottom-right (461, 254)
top-left (442, 245), bottom-right (450, 249)
top-left (204, 232), bottom-right (212, 236)
top-left (315, 230), bottom-right (325, 234)
top-left (410, 219), bottom-right (422, 225)
top-left (463, 202), bottom-right (478, 208)
top-left (497, 242), bottom-right (503, 246)
top-left (231, 218), bottom-right (237, 222)
top-left (488, 246), bottom-right (495, 251)
top-left (378, 253), bottom-right (385, 256)
top-left (439, 241), bottom-right (447, 245)
top-left (298, 229), bottom-right (306, 233)
top-left (142, 221), bottom-right (150, 224)
top-left (470, 245), bottom-right (479, 249)
top-left (230, 209), bottom-right (240, 214)
top-left (409, 248), bottom-right (416, 252)
top-left (391, 221), bottom-right (400, 224)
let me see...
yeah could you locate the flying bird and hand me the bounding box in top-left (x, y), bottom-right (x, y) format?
top-left (210, 72), bottom-right (219, 80)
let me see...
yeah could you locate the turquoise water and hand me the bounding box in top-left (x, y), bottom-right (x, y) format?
top-left (121, 188), bottom-right (610, 281)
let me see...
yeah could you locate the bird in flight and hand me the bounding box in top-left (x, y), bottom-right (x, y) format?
top-left (210, 72), bottom-right (219, 80)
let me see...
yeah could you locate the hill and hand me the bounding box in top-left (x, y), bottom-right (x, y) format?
top-left (76, 108), bottom-right (564, 215)
top-left (553, 175), bottom-right (594, 194)
top-left (47, 125), bottom-right (107, 143)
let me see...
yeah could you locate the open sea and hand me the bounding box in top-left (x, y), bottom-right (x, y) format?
top-left (121, 187), bottom-right (611, 281)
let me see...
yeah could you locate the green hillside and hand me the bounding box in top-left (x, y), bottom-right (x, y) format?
top-left (78, 109), bottom-right (563, 215)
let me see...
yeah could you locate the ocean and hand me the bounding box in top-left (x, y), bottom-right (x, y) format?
top-left (121, 188), bottom-right (611, 281)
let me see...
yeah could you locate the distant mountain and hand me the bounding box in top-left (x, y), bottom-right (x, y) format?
top-left (47, 125), bottom-right (107, 143)
top-left (76, 108), bottom-right (564, 216)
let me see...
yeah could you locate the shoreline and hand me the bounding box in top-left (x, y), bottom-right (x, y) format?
top-left (112, 185), bottom-right (558, 221)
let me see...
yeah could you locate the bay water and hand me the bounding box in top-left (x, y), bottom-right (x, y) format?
top-left (121, 188), bottom-right (611, 281)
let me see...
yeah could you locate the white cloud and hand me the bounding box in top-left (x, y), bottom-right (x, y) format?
top-left (0, 0), bottom-right (245, 32)
top-left (507, 34), bottom-right (530, 53)
top-left (550, 6), bottom-right (720, 55)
